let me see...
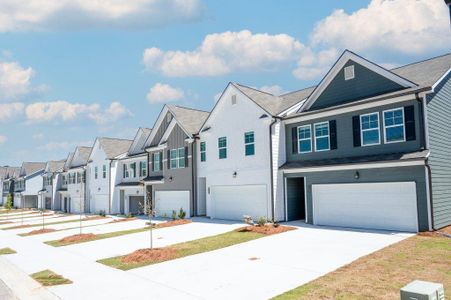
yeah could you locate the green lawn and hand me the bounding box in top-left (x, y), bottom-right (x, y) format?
top-left (98, 230), bottom-right (265, 270)
top-left (0, 247), bottom-right (16, 255)
top-left (3, 216), bottom-right (105, 230)
top-left (272, 235), bottom-right (451, 300)
top-left (31, 270), bottom-right (72, 286)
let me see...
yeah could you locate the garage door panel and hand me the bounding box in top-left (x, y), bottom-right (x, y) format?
top-left (211, 185), bottom-right (268, 221)
top-left (313, 182), bottom-right (418, 232)
top-left (155, 191), bottom-right (190, 217)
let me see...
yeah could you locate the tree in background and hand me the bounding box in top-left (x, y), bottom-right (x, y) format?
top-left (5, 194), bottom-right (12, 220)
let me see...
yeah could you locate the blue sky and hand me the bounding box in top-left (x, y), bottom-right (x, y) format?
top-left (0, 0), bottom-right (450, 166)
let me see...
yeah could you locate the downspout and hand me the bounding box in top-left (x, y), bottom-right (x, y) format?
top-left (109, 160), bottom-right (113, 214)
top-left (269, 117), bottom-right (281, 222)
top-left (191, 136), bottom-right (197, 217)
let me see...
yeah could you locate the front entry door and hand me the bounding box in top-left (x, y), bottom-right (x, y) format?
top-left (120, 190), bottom-right (125, 214)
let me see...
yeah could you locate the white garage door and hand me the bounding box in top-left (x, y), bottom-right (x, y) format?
top-left (91, 194), bottom-right (109, 214)
top-left (211, 185), bottom-right (268, 221)
top-left (312, 182), bottom-right (418, 232)
top-left (155, 191), bottom-right (190, 218)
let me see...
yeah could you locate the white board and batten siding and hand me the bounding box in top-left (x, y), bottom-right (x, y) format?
top-left (312, 182), bottom-right (418, 232)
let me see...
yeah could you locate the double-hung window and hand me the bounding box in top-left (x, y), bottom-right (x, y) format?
top-left (130, 163), bottom-right (136, 177)
top-left (298, 125), bottom-right (312, 153)
top-left (123, 164), bottom-right (129, 178)
top-left (140, 161), bottom-right (147, 177)
top-left (314, 122), bottom-right (330, 151)
top-left (94, 166), bottom-right (98, 179)
top-left (200, 142), bottom-right (206, 162)
top-left (383, 108), bottom-right (405, 143)
top-left (244, 132), bottom-right (255, 156)
top-left (178, 148), bottom-right (185, 168)
top-left (169, 148), bottom-right (185, 169)
top-left (102, 165), bottom-right (107, 178)
top-left (360, 112), bottom-right (380, 146)
top-left (170, 149), bottom-right (178, 169)
top-left (153, 153), bottom-right (161, 171)
top-left (218, 137), bottom-right (227, 159)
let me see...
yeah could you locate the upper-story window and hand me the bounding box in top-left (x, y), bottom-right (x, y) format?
top-left (139, 161), bottom-right (147, 177)
top-left (383, 108), bottom-right (405, 143)
top-left (360, 112), bottom-right (380, 146)
top-left (62, 175), bottom-right (67, 185)
top-left (314, 122), bottom-right (330, 151)
top-left (130, 162), bottom-right (137, 178)
top-left (102, 165), bottom-right (107, 178)
top-left (153, 153), bottom-right (161, 171)
top-left (244, 132), bottom-right (255, 156)
top-left (123, 164), bottom-right (129, 178)
top-left (218, 137), bottom-right (227, 159)
top-left (200, 142), bottom-right (206, 162)
top-left (45, 176), bottom-right (52, 186)
top-left (298, 125), bottom-right (312, 153)
top-left (170, 148), bottom-right (185, 169)
top-left (94, 166), bottom-right (98, 179)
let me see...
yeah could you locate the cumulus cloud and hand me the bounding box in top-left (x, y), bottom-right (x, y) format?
top-left (143, 30), bottom-right (305, 77)
top-left (146, 83), bottom-right (184, 103)
top-left (310, 0), bottom-right (451, 54)
top-left (0, 0), bottom-right (204, 32)
top-left (259, 85), bottom-right (286, 96)
top-left (25, 100), bottom-right (131, 124)
top-left (0, 102), bottom-right (25, 121)
top-left (293, 47), bottom-right (339, 80)
top-left (32, 133), bottom-right (44, 140)
top-left (38, 140), bottom-right (92, 151)
top-left (0, 61), bottom-right (34, 101)
top-left (0, 135), bottom-right (7, 144)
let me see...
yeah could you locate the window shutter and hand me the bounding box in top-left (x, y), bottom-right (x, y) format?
top-left (291, 127), bottom-right (298, 154)
top-left (185, 146), bottom-right (189, 167)
top-left (404, 105), bottom-right (416, 141)
top-left (352, 115), bottom-right (361, 147)
top-left (151, 154), bottom-right (155, 172)
top-left (160, 152), bottom-right (163, 171)
top-left (167, 150), bottom-right (170, 169)
top-left (329, 120), bottom-right (337, 150)
top-left (123, 165), bottom-right (125, 177)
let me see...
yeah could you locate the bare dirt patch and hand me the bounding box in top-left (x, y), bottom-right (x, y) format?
top-left (121, 248), bottom-right (177, 264)
top-left (154, 219), bottom-right (192, 228)
top-left (236, 224), bottom-right (296, 235)
top-left (59, 233), bottom-right (97, 243)
top-left (109, 217), bottom-right (136, 223)
top-left (27, 228), bottom-right (56, 235)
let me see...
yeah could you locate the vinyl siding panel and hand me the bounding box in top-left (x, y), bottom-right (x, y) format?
top-left (427, 73), bottom-right (451, 229)
top-left (150, 112), bottom-right (173, 147)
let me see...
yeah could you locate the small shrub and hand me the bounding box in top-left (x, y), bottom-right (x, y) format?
top-left (178, 208), bottom-right (186, 219)
top-left (126, 213), bottom-right (133, 218)
top-left (99, 210), bottom-right (106, 217)
top-left (256, 216), bottom-right (266, 227)
top-left (162, 213), bottom-right (168, 218)
top-left (171, 210), bottom-right (177, 221)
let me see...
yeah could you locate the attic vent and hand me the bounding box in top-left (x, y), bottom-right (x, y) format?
top-left (231, 95), bottom-right (237, 105)
top-left (344, 65), bottom-right (355, 80)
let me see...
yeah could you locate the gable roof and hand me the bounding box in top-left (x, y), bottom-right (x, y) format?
top-left (64, 152), bottom-right (74, 171)
top-left (97, 137), bottom-right (133, 159)
top-left (0, 166), bottom-right (21, 180)
top-left (46, 160), bottom-right (65, 173)
top-left (20, 162), bottom-right (46, 177)
top-left (127, 127), bottom-right (152, 156)
top-left (167, 105), bottom-right (210, 135)
top-left (70, 146), bottom-right (93, 168)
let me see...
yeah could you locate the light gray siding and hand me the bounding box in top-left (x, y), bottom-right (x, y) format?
top-left (309, 60), bottom-right (405, 111)
top-left (149, 112), bottom-right (173, 147)
top-left (426, 73), bottom-right (451, 229)
top-left (286, 100), bottom-right (425, 162)
top-left (285, 165), bottom-right (429, 231)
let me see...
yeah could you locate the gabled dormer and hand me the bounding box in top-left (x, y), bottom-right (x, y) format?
top-left (127, 128), bottom-right (152, 156)
top-left (301, 50), bottom-right (417, 112)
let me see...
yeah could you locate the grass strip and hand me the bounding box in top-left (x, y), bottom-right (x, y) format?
top-left (3, 216), bottom-right (105, 230)
top-left (98, 230), bottom-right (265, 270)
top-left (0, 247), bottom-right (16, 255)
top-left (31, 269), bottom-right (72, 286)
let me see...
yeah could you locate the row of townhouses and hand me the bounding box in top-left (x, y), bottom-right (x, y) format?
top-left (1, 50), bottom-right (450, 233)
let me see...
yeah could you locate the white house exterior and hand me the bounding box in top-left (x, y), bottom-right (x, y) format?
top-left (1, 167), bottom-right (21, 206)
top-left (14, 162), bottom-right (46, 208)
top-left (113, 128), bottom-right (151, 215)
top-left (38, 160), bottom-right (65, 210)
top-left (197, 83), bottom-right (307, 221)
top-left (87, 137), bottom-right (132, 214)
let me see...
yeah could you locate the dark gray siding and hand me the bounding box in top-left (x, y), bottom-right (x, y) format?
top-left (426, 73), bottom-right (451, 229)
top-left (286, 100), bottom-right (425, 162)
top-left (285, 165), bottom-right (429, 231)
top-left (309, 60), bottom-right (405, 111)
top-left (150, 112), bottom-right (173, 147)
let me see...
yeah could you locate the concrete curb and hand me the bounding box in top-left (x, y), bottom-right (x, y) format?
top-left (0, 256), bottom-right (61, 300)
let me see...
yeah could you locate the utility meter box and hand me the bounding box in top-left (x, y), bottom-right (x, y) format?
top-left (400, 280), bottom-right (444, 300)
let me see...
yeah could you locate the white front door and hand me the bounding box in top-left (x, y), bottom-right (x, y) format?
top-left (154, 191), bottom-right (190, 217)
top-left (312, 182), bottom-right (418, 232)
top-left (210, 185), bottom-right (268, 221)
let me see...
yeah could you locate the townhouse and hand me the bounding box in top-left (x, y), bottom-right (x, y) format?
top-left (142, 105), bottom-right (209, 217)
top-left (114, 128), bottom-right (152, 215)
top-left (39, 160), bottom-right (65, 210)
top-left (14, 162), bottom-right (46, 208)
top-left (279, 51), bottom-right (451, 232)
top-left (87, 137), bottom-right (133, 214)
top-left (0, 167), bottom-right (20, 206)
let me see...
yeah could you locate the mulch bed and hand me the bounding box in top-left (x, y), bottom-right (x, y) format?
top-left (121, 248), bottom-right (177, 264)
top-left (59, 233), bottom-right (97, 243)
top-left (27, 228), bottom-right (56, 235)
top-left (236, 224), bottom-right (297, 235)
top-left (154, 219), bottom-right (192, 228)
top-left (109, 217), bottom-right (137, 223)
top-left (418, 225), bottom-right (451, 237)
top-left (0, 221), bottom-right (12, 225)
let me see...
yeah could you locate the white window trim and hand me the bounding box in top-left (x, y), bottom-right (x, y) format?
top-left (244, 131), bottom-right (255, 156)
top-left (153, 153), bottom-right (161, 171)
top-left (297, 125), bottom-right (312, 154)
top-left (314, 122), bottom-right (330, 152)
top-left (218, 137), bottom-right (227, 159)
top-left (170, 148), bottom-right (185, 169)
top-left (383, 107), bottom-right (406, 144)
top-left (360, 112), bottom-right (381, 147)
top-left (200, 142), bottom-right (206, 162)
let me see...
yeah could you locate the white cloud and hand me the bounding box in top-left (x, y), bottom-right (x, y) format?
top-left (0, 135), bottom-right (7, 144)
top-left (293, 47), bottom-right (339, 80)
top-left (38, 140), bottom-right (91, 151)
top-left (0, 102), bottom-right (25, 121)
top-left (259, 85), bottom-right (286, 96)
top-left (32, 133), bottom-right (44, 140)
top-left (0, 61), bottom-right (34, 101)
top-left (25, 100), bottom-right (131, 124)
top-left (143, 30), bottom-right (305, 77)
top-left (0, 0), bottom-right (204, 32)
top-left (146, 83), bottom-right (184, 103)
top-left (310, 0), bottom-right (451, 54)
